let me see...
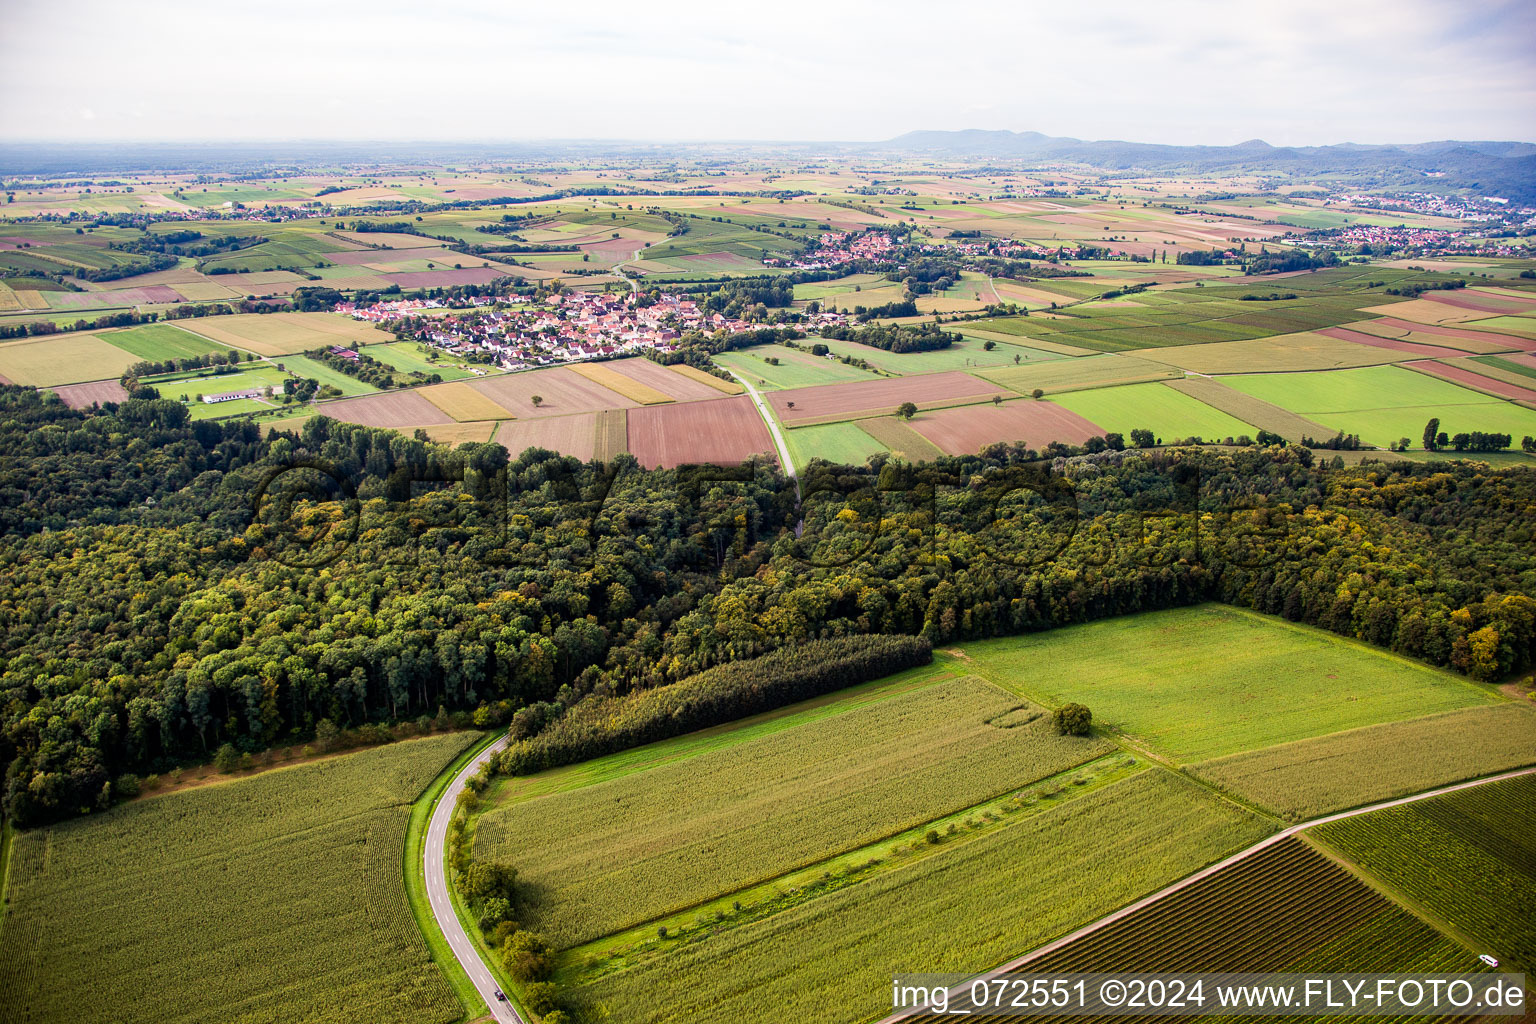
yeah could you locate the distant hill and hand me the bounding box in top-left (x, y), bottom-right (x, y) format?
top-left (874, 130), bottom-right (1536, 202)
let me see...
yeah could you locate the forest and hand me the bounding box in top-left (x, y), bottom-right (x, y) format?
top-left (1, 385), bottom-right (1533, 825)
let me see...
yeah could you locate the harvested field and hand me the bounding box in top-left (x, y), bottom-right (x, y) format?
top-left (976, 353), bottom-right (1180, 396)
top-left (469, 367), bottom-right (636, 418)
top-left (769, 371), bottom-right (1004, 426)
top-left (175, 312), bottom-right (390, 356)
top-left (495, 414), bottom-right (597, 460)
top-left (602, 357), bottom-right (732, 401)
top-left (1316, 326), bottom-right (1472, 360)
top-left (627, 395), bottom-right (776, 468)
top-left (414, 420), bottom-right (498, 445)
top-left (419, 381), bottom-right (516, 421)
top-left (568, 362), bottom-right (674, 404)
top-left (1189, 704), bottom-right (1536, 820)
top-left (50, 378), bottom-right (128, 409)
top-left (593, 408), bottom-right (628, 460)
top-left (1359, 298), bottom-right (1478, 324)
top-left (0, 334), bottom-right (139, 386)
top-left (856, 416), bottom-right (945, 462)
top-left (1350, 317), bottom-right (1533, 353)
top-left (668, 363), bottom-right (742, 394)
top-left (909, 399), bottom-right (1101, 455)
top-left (1425, 289), bottom-right (1536, 315)
top-left (912, 836), bottom-right (1470, 1022)
top-left (1164, 377), bottom-right (1335, 441)
top-left (1403, 360), bottom-right (1536, 402)
top-left (319, 390), bottom-right (454, 428)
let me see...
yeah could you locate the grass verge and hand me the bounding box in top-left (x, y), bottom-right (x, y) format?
top-left (405, 731), bottom-right (498, 1022)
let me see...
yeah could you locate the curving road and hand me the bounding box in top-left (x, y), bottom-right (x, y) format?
top-left (423, 733), bottom-right (521, 1024)
top-left (877, 763), bottom-right (1536, 1023)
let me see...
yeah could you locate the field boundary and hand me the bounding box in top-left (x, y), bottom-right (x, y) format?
top-left (877, 763), bottom-right (1536, 1023)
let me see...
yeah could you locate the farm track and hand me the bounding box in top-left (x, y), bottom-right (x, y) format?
top-left (877, 763), bottom-right (1536, 1023)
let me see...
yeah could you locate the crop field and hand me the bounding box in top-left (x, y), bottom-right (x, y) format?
top-left (914, 835), bottom-right (1473, 1022)
top-left (627, 395), bottom-right (777, 468)
top-left (364, 342), bottom-right (478, 381)
top-left (495, 413), bottom-right (597, 460)
top-left (1317, 325), bottom-right (1473, 360)
top-left (0, 733), bottom-right (476, 1024)
top-left (1314, 773), bottom-right (1536, 971)
top-left (1189, 704), bottom-right (1536, 820)
top-left (470, 366), bottom-right (639, 418)
top-left (1053, 381), bottom-right (1258, 441)
top-left (714, 346), bottom-right (880, 390)
top-left (1357, 317), bottom-right (1536, 352)
top-left (1465, 315), bottom-right (1536, 337)
top-left (769, 371), bottom-right (1006, 426)
top-left (100, 323), bottom-right (227, 362)
top-left (593, 408), bottom-right (628, 460)
top-left (1222, 365), bottom-right (1536, 447)
top-left (908, 398), bottom-right (1102, 454)
top-left (568, 361), bottom-right (674, 404)
top-left (667, 362), bottom-right (742, 394)
top-left (420, 380), bottom-right (517, 421)
top-left (49, 378), bottom-right (129, 408)
top-left (0, 333), bottom-right (140, 386)
top-left (477, 676), bottom-right (1114, 948)
top-left (975, 352), bottom-right (1181, 396)
top-left (1163, 377), bottom-right (1335, 441)
top-left (856, 415), bottom-right (947, 461)
top-left (1471, 354), bottom-right (1536, 382)
top-left (965, 287), bottom-right (1392, 353)
top-left (175, 312), bottom-right (392, 356)
top-left (961, 606), bottom-right (1495, 764)
top-left (1406, 359), bottom-right (1536, 402)
top-left (561, 770), bottom-right (1271, 1024)
top-left (785, 420), bottom-right (888, 466)
top-left (322, 389), bottom-right (456, 428)
top-left (415, 420), bottom-right (498, 445)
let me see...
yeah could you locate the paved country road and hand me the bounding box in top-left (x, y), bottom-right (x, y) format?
top-left (728, 369), bottom-right (797, 482)
top-left (424, 733), bottom-right (521, 1024)
top-left (876, 763), bottom-right (1536, 1023)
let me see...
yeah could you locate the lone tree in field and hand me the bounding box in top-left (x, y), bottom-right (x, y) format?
top-left (1053, 703), bottom-right (1092, 736)
top-left (531, 395), bottom-right (544, 408)
top-left (1422, 417), bottom-right (1440, 451)
top-left (1031, 388), bottom-right (1044, 400)
top-left (992, 395), bottom-right (1003, 406)
top-left (897, 401), bottom-right (918, 420)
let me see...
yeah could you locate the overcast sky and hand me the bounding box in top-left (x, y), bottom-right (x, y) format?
top-left (2, 0), bottom-right (1533, 146)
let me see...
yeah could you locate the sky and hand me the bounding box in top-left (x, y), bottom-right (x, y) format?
top-left (2, 0), bottom-right (1534, 146)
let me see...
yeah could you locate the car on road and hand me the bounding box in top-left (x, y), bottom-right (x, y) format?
top-left (495, 989), bottom-right (507, 1002)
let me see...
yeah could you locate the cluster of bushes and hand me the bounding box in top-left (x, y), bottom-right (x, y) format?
top-left (127, 349), bottom-right (254, 378)
top-left (1386, 278), bottom-right (1466, 298)
top-left (496, 636), bottom-right (932, 776)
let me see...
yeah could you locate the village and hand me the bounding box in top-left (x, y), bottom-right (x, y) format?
top-left (335, 289), bottom-right (769, 371)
